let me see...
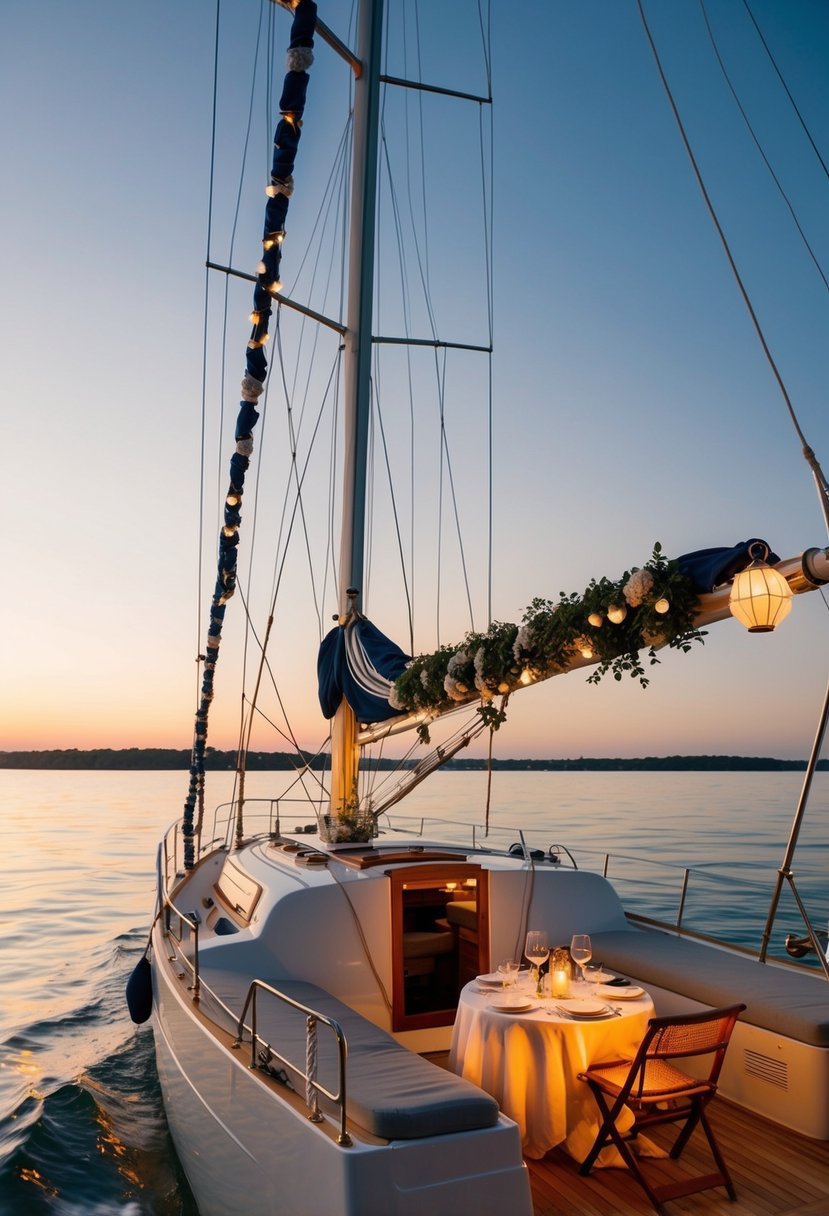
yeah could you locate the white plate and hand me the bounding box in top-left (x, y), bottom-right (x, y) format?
top-left (597, 985), bottom-right (645, 1000)
top-left (475, 973), bottom-right (506, 986)
top-left (491, 997), bottom-right (535, 1013)
top-left (559, 999), bottom-right (610, 1017)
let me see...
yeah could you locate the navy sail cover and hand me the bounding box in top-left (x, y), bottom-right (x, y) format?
top-left (318, 618), bottom-right (410, 723)
top-left (676, 538), bottom-right (780, 593)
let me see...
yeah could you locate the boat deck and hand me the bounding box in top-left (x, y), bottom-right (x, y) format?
top-left (426, 1054), bottom-right (829, 1215)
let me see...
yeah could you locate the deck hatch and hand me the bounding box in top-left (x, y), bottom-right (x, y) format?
top-left (216, 855), bottom-right (262, 922)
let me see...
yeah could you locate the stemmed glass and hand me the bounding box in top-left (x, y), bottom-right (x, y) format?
top-left (524, 930), bottom-right (549, 996)
top-left (570, 934), bottom-right (593, 986)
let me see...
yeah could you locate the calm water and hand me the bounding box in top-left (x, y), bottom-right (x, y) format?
top-left (0, 768), bottom-right (826, 1214)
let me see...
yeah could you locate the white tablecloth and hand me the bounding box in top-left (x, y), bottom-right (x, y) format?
top-left (449, 980), bottom-right (654, 1161)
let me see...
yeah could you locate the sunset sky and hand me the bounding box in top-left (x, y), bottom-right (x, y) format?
top-left (3, 0), bottom-right (828, 761)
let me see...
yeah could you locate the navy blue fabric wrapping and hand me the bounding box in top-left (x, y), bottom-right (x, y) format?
top-left (318, 619), bottom-right (410, 723)
top-left (125, 956), bottom-right (153, 1024)
top-left (676, 539), bottom-right (780, 593)
top-left (182, 0), bottom-right (317, 868)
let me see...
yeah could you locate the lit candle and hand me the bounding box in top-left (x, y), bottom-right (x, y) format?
top-left (551, 968), bottom-right (570, 998)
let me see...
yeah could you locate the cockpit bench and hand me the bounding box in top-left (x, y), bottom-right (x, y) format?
top-left (590, 927), bottom-right (829, 1047)
top-left (201, 968), bottom-right (499, 1141)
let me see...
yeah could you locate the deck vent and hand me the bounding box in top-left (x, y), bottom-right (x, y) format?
top-left (743, 1048), bottom-right (788, 1090)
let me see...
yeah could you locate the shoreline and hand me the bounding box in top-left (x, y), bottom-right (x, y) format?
top-left (1, 748), bottom-right (825, 772)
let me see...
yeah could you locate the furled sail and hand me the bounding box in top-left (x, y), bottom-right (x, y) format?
top-left (318, 617), bottom-right (410, 723)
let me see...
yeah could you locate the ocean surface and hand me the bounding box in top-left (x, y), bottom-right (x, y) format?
top-left (0, 768), bottom-right (826, 1215)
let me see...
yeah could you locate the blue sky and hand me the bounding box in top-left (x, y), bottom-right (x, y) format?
top-left (2, 0), bottom-right (828, 759)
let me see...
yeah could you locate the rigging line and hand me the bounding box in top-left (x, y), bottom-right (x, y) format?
top-left (699, 0), bottom-right (829, 296)
top-left (371, 379), bottom-right (415, 648)
top-left (437, 348), bottom-right (477, 632)
top-left (477, 98), bottom-right (495, 624)
top-left (374, 124), bottom-right (419, 642)
top-left (272, 314), bottom-right (324, 631)
top-left (324, 357), bottom-right (343, 628)
top-left (237, 367), bottom-right (272, 727)
top-left (227, 0), bottom-right (268, 269)
top-left (245, 697), bottom-right (331, 801)
top-left (282, 115), bottom-right (352, 301)
top-left (197, 0), bottom-right (223, 703)
top-left (741, 0), bottom-right (829, 185)
top-left (328, 865), bottom-right (393, 1013)
top-left (484, 726), bottom-right (494, 836)
top-left (235, 580), bottom-right (329, 799)
top-left (475, 0), bottom-right (493, 96)
top-left (399, 1), bottom-right (437, 329)
top-left (269, 330), bottom-right (342, 621)
top-left (217, 0), bottom-right (272, 752)
top-left (274, 118), bottom-right (350, 490)
top-left (637, 0), bottom-right (829, 537)
top-left (367, 707), bottom-right (489, 800)
top-left (412, 0), bottom-right (432, 305)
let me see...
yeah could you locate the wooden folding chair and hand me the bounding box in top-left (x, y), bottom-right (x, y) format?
top-left (578, 1003), bottom-right (746, 1214)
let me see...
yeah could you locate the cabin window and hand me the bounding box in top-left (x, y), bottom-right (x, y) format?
top-left (387, 863), bottom-right (489, 1032)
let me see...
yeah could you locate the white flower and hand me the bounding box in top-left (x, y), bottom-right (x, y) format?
top-left (513, 624), bottom-right (532, 662)
top-left (444, 674), bottom-right (469, 702)
top-left (623, 568), bottom-right (655, 607)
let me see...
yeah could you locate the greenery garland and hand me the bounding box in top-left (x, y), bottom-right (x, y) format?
top-left (390, 544), bottom-right (705, 741)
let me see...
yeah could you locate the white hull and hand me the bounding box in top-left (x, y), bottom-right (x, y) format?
top-left (151, 886), bottom-right (532, 1216)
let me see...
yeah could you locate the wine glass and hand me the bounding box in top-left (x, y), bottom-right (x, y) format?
top-left (524, 930), bottom-right (549, 996)
top-left (570, 934), bottom-right (592, 985)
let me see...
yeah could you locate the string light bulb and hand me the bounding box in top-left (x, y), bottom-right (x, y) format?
top-left (520, 668), bottom-right (533, 685)
top-left (654, 597), bottom-right (670, 614)
top-left (587, 612), bottom-right (603, 628)
top-left (607, 604), bottom-right (627, 624)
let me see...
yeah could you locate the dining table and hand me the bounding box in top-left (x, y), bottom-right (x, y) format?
top-left (448, 974), bottom-right (655, 1162)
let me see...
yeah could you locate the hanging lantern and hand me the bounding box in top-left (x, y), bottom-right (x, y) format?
top-left (729, 542), bottom-right (793, 632)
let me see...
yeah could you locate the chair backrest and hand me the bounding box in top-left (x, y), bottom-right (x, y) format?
top-left (628, 1004), bottom-right (746, 1098)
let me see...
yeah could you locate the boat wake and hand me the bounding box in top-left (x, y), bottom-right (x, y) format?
top-left (0, 940), bottom-right (197, 1216)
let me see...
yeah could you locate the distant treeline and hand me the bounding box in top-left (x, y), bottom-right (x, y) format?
top-left (0, 748), bottom-right (824, 772)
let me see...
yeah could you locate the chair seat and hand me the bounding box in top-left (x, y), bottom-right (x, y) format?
top-left (585, 1057), bottom-right (715, 1102)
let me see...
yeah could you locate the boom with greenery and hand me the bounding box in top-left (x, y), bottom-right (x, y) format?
top-left (390, 544), bottom-right (704, 738)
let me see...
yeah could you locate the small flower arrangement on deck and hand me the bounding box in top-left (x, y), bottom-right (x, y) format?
top-left (319, 784), bottom-right (376, 845)
top-left (389, 543), bottom-right (703, 737)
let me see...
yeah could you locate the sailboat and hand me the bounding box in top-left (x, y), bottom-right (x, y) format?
top-left (134, 1), bottom-right (829, 1213)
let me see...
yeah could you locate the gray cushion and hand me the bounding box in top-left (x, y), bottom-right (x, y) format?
top-left (591, 928), bottom-right (829, 1047)
top-left (202, 969), bottom-right (499, 1138)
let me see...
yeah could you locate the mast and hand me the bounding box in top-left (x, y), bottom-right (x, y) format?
top-left (329, 0), bottom-right (384, 821)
